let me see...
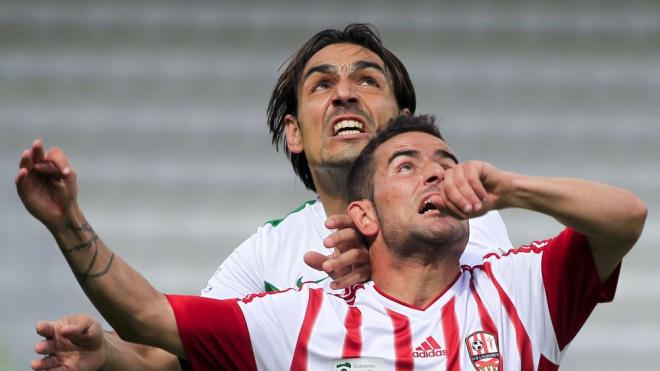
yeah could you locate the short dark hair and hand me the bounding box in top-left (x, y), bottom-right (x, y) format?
top-left (347, 114), bottom-right (444, 202)
top-left (267, 23), bottom-right (417, 192)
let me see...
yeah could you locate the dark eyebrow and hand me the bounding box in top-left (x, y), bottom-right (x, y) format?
top-left (352, 60), bottom-right (386, 75)
top-left (302, 64), bottom-right (337, 81)
top-left (302, 60), bottom-right (385, 82)
top-left (387, 148), bottom-right (459, 166)
top-left (387, 149), bottom-right (419, 166)
top-left (435, 149), bottom-right (459, 165)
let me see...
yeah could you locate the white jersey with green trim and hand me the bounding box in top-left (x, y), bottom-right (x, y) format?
top-left (201, 199), bottom-right (512, 299)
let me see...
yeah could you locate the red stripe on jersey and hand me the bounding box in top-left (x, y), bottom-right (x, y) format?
top-left (290, 288), bottom-right (324, 371)
top-left (469, 278), bottom-right (498, 334)
top-left (386, 309), bottom-right (414, 371)
top-left (441, 297), bottom-right (461, 371)
top-left (165, 295), bottom-right (257, 371)
top-left (342, 306), bottom-right (363, 358)
top-left (469, 277), bottom-right (501, 365)
top-left (484, 262), bottom-right (534, 371)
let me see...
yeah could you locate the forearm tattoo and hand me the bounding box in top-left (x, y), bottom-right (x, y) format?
top-left (61, 222), bottom-right (114, 284)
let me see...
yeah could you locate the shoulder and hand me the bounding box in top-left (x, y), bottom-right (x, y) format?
top-left (236, 199), bottom-right (324, 250)
top-left (262, 199), bottom-right (320, 229)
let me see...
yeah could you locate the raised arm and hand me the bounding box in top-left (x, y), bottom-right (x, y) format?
top-left (16, 140), bottom-right (184, 359)
top-left (437, 160), bottom-right (647, 282)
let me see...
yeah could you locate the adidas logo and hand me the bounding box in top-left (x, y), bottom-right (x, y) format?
top-left (412, 336), bottom-right (448, 358)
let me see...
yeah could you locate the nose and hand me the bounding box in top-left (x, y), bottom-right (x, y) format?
top-left (332, 79), bottom-right (358, 107)
top-left (422, 162), bottom-right (445, 186)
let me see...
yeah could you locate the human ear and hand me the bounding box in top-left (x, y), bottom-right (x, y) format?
top-left (347, 200), bottom-right (379, 238)
top-left (400, 108), bottom-right (411, 116)
top-left (284, 114), bottom-right (304, 154)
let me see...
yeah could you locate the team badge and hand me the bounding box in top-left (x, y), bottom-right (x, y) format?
top-left (465, 331), bottom-right (500, 371)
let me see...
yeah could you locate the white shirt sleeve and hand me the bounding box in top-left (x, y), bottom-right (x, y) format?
top-left (461, 210), bottom-right (512, 266)
top-left (201, 230), bottom-right (266, 299)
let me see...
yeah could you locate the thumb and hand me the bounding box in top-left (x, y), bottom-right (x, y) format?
top-left (60, 323), bottom-right (86, 339)
top-left (60, 315), bottom-right (99, 345)
top-left (35, 321), bottom-right (56, 339)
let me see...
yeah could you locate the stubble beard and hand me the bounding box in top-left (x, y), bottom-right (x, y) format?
top-left (377, 207), bottom-right (466, 266)
top-left (319, 140), bottom-right (365, 169)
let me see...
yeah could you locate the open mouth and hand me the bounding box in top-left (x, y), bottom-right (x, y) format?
top-left (419, 199), bottom-right (440, 214)
top-left (333, 119), bottom-right (365, 136)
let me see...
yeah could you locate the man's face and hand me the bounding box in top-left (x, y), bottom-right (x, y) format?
top-left (287, 43), bottom-right (401, 170)
top-left (371, 131), bottom-right (468, 260)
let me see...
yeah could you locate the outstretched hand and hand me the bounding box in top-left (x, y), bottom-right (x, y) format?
top-left (15, 139), bottom-right (79, 229)
top-left (304, 214), bottom-right (370, 290)
top-left (31, 314), bottom-right (105, 371)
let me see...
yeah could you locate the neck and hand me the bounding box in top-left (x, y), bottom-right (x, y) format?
top-left (370, 239), bottom-right (461, 309)
top-left (311, 166), bottom-right (351, 216)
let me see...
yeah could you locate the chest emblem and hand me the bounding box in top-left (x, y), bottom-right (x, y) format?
top-left (465, 331), bottom-right (500, 371)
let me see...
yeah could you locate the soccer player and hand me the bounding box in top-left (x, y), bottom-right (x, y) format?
top-left (22, 25), bottom-right (510, 370)
top-left (21, 114), bottom-right (646, 370)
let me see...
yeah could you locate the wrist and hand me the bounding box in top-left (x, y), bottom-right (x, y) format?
top-left (49, 204), bottom-right (93, 246)
top-left (493, 171), bottom-right (528, 210)
top-left (97, 331), bottom-right (115, 371)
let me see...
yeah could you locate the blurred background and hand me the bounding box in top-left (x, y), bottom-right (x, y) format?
top-left (1, 0), bottom-right (659, 369)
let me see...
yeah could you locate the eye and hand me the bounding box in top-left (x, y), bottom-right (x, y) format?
top-left (440, 161), bottom-right (457, 170)
top-left (397, 162), bottom-right (414, 174)
top-left (312, 80), bottom-right (332, 92)
top-left (358, 76), bottom-right (380, 87)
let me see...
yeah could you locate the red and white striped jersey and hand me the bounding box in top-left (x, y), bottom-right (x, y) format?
top-left (167, 228), bottom-right (619, 371)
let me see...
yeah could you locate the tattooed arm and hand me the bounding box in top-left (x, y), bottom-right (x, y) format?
top-left (16, 140), bottom-right (185, 359)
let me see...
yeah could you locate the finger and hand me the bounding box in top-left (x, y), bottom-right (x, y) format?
top-left (324, 214), bottom-right (354, 230)
top-left (323, 228), bottom-right (362, 252)
top-left (440, 171), bottom-right (469, 219)
top-left (464, 163), bottom-right (490, 209)
top-left (32, 139), bottom-right (46, 164)
top-left (322, 248), bottom-right (369, 273)
top-left (34, 339), bottom-right (55, 355)
top-left (303, 251), bottom-right (330, 272)
top-left (451, 165), bottom-right (485, 214)
top-left (330, 266), bottom-right (371, 289)
top-left (60, 323), bottom-right (83, 337)
top-left (31, 355), bottom-right (61, 370)
top-left (34, 162), bottom-right (64, 177)
top-left (442, 198), bottom-right (468, 220)
top-left (433, 188), bottom-right (467, 220)
top-left (44, 148), bottom-right (73, 177)
top-left (15, 167), bottom-right (28, 185)
top-left (19, 149), bottom-right (34, 171)
top-left (35, 321), bottom-right (56, 339)
top-left (445, 167), bottom-right (480, 214)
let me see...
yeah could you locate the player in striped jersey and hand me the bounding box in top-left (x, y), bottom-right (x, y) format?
top-left (25, 114), bottom-right (646, 370)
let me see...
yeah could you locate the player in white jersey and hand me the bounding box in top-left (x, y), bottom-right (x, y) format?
top-left (202, 199), bottom-right (511, 298)
top-left (21, 24), bottom-right (510, 370)
top-left (20, 114), bottom-right (646, 370)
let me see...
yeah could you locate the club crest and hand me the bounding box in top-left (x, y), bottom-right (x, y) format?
top-left (465, 331), bottom-right (500, 371)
